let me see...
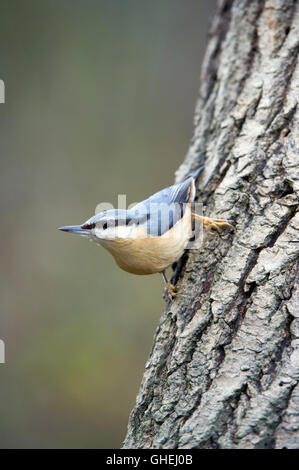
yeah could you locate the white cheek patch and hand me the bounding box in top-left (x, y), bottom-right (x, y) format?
top-left (94, 224), bottom-right (136, 240)
top-left (94, 227), bottom-right (102, 239)
top-left (113, 225), bottom-right (135, 239)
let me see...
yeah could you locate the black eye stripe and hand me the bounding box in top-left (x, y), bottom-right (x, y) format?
top-left (81, 222), bottom-right (95, 230)
top-left (84, 217), bottom-right (135, 231)
top-left (102, 218), bottom-right (130, 228)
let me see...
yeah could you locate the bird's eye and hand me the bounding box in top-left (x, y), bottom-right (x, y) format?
top-left (103, 222), bottom-right (108, 230)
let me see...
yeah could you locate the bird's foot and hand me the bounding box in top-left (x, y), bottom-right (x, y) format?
top-left (202, 216), bottom-right (232, 232)
top-left (164, 283), bottom-right (178, 301)
top-left (192, 213), bottom-right (232, 232)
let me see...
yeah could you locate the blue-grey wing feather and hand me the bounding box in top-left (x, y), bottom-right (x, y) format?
top-left (130, 166), bottom-right (203, 236)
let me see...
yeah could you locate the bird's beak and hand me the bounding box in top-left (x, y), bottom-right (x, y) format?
top-left (58, 225), bottom-right (90, 237)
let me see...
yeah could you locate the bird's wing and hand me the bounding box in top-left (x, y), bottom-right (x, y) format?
top-left (130, 166), bottom-right (204, 236)
top-left (143, 165), bottom-right (204, 206)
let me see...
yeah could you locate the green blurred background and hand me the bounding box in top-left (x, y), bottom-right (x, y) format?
top-left (0, 0), bottom-right (216, 448)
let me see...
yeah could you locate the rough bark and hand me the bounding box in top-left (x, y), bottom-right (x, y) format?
top-left (123, 0), bottom-right (299, 449)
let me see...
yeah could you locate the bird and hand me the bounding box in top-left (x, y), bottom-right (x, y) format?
top-left (58, 167), bottom-right (231, 299)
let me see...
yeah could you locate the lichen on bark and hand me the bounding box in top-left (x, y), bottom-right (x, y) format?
top-left (123, 0), bottom-right (299, 449)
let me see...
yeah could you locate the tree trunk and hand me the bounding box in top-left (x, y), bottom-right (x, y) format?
top-left (123, 0), bottom-right (299, 449)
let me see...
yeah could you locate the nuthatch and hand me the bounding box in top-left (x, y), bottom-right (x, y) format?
top-left (59, 167), bottom-right (231, 298)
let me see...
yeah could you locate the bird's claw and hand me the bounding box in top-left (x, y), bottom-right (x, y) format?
top-left (202, 216), bottom-right (232, 232)
top-left (164, 283), bottom-right (178, 301)
top-left (192, 212), bottom-right (233, 232)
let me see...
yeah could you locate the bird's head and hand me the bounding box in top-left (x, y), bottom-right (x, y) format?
top-left (58, 209), bottom-right (137, 243)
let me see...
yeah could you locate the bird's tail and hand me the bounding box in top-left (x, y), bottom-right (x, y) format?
top-left (186, 165), bottom-right (204, 182)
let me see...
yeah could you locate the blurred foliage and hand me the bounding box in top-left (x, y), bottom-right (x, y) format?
top-left (0, 0), bottom-right (216, 448)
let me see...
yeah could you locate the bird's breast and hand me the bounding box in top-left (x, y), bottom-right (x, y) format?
top-left (98, 205), bottom-right (192, 275)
